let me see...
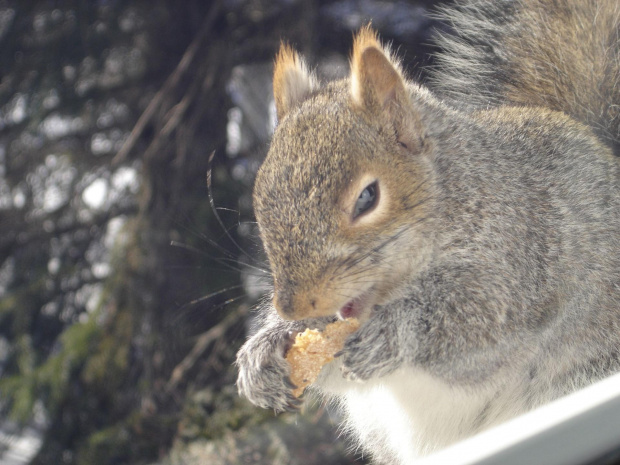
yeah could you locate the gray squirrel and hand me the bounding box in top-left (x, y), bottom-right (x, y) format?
top-left (235, 0), bottom-right (620, 463)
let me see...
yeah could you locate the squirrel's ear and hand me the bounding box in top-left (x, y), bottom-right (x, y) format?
top-left (273, 43), bottom-right (319, 121)
top-left (350, 27), bottom-right (405, 110)
top-left (350, 26), bottom-right (423, 150)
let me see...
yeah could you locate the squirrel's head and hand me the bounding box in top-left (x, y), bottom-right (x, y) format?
top-left (254, 27), bottom-right (436, 321)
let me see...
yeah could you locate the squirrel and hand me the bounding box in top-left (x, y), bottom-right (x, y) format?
top-left (236, 0), bottom-right (620, 463)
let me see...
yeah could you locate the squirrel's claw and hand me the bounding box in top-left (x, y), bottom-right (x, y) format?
top-left (284, 396), bottom-right (303, 412)
top-left (283, 376), bottom-right (298, 390)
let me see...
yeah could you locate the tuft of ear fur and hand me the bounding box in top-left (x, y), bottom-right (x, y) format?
top-left (350, 25), bottom-right (408, 111)
top-left (350, 26), bottom-right (424, 152)
top-left (273, 43), bottom-right (319, 121)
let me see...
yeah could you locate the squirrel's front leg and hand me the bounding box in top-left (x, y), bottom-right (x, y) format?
top-left (236, 316), bottom-right (303, 412)
top-left (236, 312), bottom-right (332, 411)
top-left (340, 301), bottom-right (414, 381)
top-left (341, 262), bottom-right (525, 384)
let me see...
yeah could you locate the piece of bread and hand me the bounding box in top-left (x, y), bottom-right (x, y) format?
top-left (285, 318), bottom-right (360, 397)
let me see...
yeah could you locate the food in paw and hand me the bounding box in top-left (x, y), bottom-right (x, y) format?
top-left (285, 318), bottom-right (360, 397)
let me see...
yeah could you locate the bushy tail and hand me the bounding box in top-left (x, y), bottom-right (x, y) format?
top-left (432, 0), bottom-right (620, 155)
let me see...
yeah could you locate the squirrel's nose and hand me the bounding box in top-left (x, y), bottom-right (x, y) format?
top-left (274, 289), bottom-right (318, 320)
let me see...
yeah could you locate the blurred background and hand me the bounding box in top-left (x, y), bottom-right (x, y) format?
top-left (0, 1), bottom-right (448, 464)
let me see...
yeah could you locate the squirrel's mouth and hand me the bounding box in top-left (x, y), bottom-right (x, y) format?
top-left (338, 289), bottom-right (373, 320)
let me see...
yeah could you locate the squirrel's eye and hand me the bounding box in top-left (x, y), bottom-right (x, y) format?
top-left (353, 181), bottom-right (378, 218)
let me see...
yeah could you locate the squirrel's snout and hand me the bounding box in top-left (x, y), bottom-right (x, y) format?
top-left (274, 288), bottom-right (337, 320)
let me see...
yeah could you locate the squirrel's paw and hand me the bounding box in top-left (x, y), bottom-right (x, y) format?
top-left (339, 312), bottom-right (400, 381)
top-left (236, 331), bottom-right (302, 413)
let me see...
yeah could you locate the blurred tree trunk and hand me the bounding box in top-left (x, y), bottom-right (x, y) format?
top-left (0, 1), bottom-right (247, 463)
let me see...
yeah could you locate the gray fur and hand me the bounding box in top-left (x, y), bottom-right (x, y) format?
top-left (236, 1), bottom-right (620, 462)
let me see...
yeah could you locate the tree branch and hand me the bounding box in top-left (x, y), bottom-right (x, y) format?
top-left (111, 0), bottom-right (224, 166)
top-left (165, 304), bottom-right (246, 393)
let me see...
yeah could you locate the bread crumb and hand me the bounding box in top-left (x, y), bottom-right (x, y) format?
top-left (286, 318), bottom-right (360, 397)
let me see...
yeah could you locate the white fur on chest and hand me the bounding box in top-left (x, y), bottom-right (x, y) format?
top-left (317, 365), bottom-right (516, 463)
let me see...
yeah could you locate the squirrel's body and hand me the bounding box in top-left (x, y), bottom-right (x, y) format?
top-left (319, 102), bottom-right (620, 462)
top-left (236, 0), bottom-right (620, 462)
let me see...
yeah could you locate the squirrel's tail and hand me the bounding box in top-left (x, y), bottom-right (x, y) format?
top-left (432, 0), bottom-right (620, 155)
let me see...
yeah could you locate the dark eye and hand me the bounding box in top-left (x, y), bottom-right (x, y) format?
top-left (353, 181), bottom-right (378, 218)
